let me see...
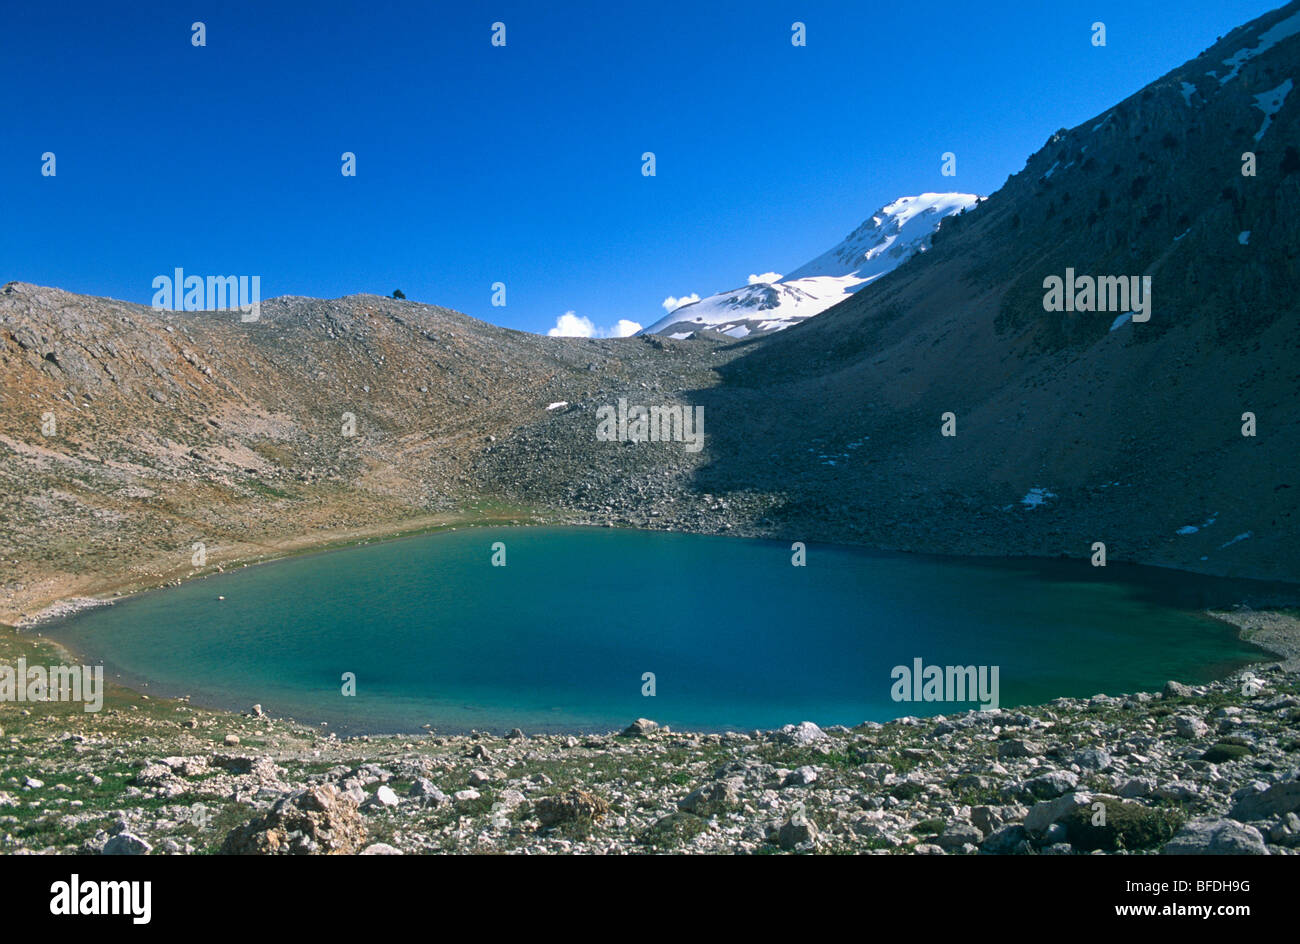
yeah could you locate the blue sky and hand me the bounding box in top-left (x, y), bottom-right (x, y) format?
top-left (0, 0), bottom-right (1281, 335)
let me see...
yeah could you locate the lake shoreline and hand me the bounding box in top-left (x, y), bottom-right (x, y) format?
top-left (2, 615), bottom-right (1297, 855)
top-left (12, 521), bottom-right (1300, 739)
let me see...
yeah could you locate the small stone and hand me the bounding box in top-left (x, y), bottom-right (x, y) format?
top-left (1154, 781), bottom-right (1201, 802)
top-left (1174, 715), bottom-right (1208, 739)
top-left (1024, 770), bottom-right (1079, 800)
top-left (360, 843), bottom-right (402, 855)
top-left (996, 739), bottom-right (1042, 759)
top-left (223, 734), bottom-right (240, 746)
top-left (1071, 747), bottom-right (1112, 771)
top-left (783, 766), bottom-right (819, 787)
top-left (1118, 777), bottom-right (1156, 799)
top-left (408, 778), bottom-right (449, 804)
top-left (370, 785), bottom-right (399, 807)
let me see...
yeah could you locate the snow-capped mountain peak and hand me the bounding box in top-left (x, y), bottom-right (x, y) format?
top-left (643, 192), bottom-right (981, 339)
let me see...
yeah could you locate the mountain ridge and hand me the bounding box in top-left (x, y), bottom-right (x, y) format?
top-left (642, 192), bottom-right (980, 338)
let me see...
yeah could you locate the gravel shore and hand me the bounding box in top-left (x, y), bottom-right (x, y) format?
top-left (3, 613), bottom-right (1298, 855)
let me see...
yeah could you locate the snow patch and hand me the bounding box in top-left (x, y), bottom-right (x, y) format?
top-left (1021, 487), bottom-right (1057, 509)
top-left (1219, 531), bottom-right (1253, 549)
top-left (1179, 81), bottom-right (1198, 106)
top-left (1239, 230), bottom-right (1251, 245)
top-left (546, 401), bottom-right (568, 411)
top-left (1176, 513), bottom-right (1218, 536)
top-left (1252, 78), bottom-right (1293, 141)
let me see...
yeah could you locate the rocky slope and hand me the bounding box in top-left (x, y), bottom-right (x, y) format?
top-left (0, 282), bottom-right (731, 622)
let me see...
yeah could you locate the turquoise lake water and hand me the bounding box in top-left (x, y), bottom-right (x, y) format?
top-left (45, 527), bottom-right (1271, 734)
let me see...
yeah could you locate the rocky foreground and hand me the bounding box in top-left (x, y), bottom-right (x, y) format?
top-left (2, 624), bottom-right (1298, 855)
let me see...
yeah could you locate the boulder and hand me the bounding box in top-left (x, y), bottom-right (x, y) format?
top-left (1161, 818), bottom-right (1269, 855)
top-left (936, 822), bottom-right (984, 850)
top-left (1024, 793), bottom-right (1092, 834)
top-left (102, 832), bottom-right (151, 855)
top-left (1229, 780), bottom-right (1300, 821)
top-left (678, 779), bottom-right (742, 816)
top-left (783, 766), bottom-right (819, 787)
top-left (774, 721), bottom-right (827, 747)
top-left (777, 816), bottom-right (819, 850)
top-left (536, 788), bottom-right (609, 827)
top-left (980, 824), bottom-right (1032, 854)
top-left (220, 784), bottom-right (365, 855)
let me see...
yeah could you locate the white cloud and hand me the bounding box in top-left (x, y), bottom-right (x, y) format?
top-left (548, 311), bottom-right (597, 337)
top-left (547, 311), bottom-right (642, 338)
top-left (661, 292), bottom-right (700, 312)
top-left (748, 272), bottom-right (782, 284)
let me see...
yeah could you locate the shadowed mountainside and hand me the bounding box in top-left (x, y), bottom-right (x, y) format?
top-left (671, 1), bottom-right (1300, 580)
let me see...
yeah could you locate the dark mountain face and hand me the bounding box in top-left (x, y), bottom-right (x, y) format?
top-left (681, 2), bottom-right (1300, 580)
